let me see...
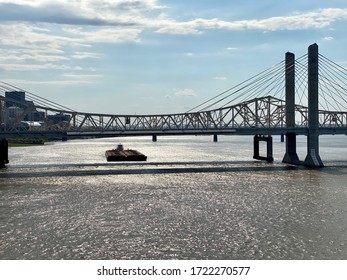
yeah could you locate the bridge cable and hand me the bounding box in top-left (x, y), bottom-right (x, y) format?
top-left (0, 80), bottom-right (91, 126)
top-left (319, 68), bottom-right (344, 111)
top-left (0, 80), bottom-right (76, 113)
top-left (220, 64), bottom-right (285, 108)
top-left (197, 61), bottom-right (285, 112)
top-left (185, 60), bottom-right (285, 113)
top-left (294, 55), bottom-right (309, 107)
top-left (318, 55), bottom-right (347, 111)
top-left (186, 53), bottom-right (311, 113)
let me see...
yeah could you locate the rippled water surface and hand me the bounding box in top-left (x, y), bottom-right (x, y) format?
top-left (1, 135), bottom-right (347, 259)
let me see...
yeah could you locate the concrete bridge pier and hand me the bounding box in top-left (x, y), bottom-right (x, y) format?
top-left (253, 135), bottom-right (274, 162)
top-left (283, 133), bottom-right (300, 164)
top-left (213, 134), bottom-right (218, 142)
top-left (152, 134), bottom-right (157, 142)
top-left (282, 52), bottom-right (300, 165)
top-left (304, 43), bottom-right (324, 167)
top-left (0, 139), bottom-right (9, 168)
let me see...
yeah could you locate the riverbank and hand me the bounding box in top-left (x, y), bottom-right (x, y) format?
top-left (8, 138), bottom-right (45, 147)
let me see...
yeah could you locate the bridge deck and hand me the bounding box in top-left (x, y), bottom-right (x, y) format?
top-left (1, 127), bottom-right (346, 139)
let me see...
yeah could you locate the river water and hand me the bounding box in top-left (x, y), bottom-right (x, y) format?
top-left (0, 135), bottom-right (346, 260)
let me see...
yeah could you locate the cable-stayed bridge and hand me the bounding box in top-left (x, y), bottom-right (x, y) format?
top-left (1, 44), bottom-right (347, 167)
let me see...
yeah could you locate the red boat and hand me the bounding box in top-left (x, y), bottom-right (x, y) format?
top-left (105, 144), bottom-right (147, 161)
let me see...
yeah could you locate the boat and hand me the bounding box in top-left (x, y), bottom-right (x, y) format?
top-left (105, 144), bottom-right (147, 161)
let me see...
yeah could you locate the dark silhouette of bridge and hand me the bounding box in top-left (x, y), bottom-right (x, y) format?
top-left (1, 44), bottom-right (346, 167)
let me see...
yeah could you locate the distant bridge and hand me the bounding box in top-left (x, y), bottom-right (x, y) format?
top-left (1, 44), bottom-right (347, 167)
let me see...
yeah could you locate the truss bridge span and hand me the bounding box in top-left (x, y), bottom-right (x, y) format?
top-left (1, 95), bottom-right (346, 139)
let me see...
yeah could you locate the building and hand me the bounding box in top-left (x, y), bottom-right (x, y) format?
top-left (47, 113), bottom-right (70, 124)
top-left (0, 98), bottom-right (6, 129)
top-left (5, 91), bottom-right (26, 108)
top-left (7, 106), bottom-right (24, 125)
top-left (25, 111), bottom-right (45, 122)
top-left (3, 91), bottom-right (70, 129)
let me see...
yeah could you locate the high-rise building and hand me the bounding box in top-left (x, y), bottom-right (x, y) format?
top-left (5, 91), bottom-right (26, 108)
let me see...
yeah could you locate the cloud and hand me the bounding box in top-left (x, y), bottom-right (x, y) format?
top-left (0, 0), bottom-right (160, 27)
top-left (174, 88), bottom-right (197, 97)
top-left (1, 1), bottom-right (346, 34)
top-left (0, 23), bottom-right (140, 72)
top-left (63, 27), bottom-right (142, 43)
top-left (155, 20), bottom-right (204, 35)
top-left (323, 36), bottom-right (334, 41)
top-left (62, 73), bottom-right (101, 79)
top-left (0, 48), bottom-right (68, 63)
top-left (0, 3), bottom-right (110, 26)
top-left (0, 2), bottom-right (346, 54)
top-left (0, 23), bottom-right (79, 50)
top-left (153, 8), bottom-right (347, 34)
top-left (0, 23), bottom-right (76, 71)
top-left (4, 78), bottom-right (94, 86)
top-left (0, 62), bottom-right (71, 71)
top-left (71, 52), bottom-right (102, 59)
top-left (1, 2), bottom-right (347, 85)
top-left (103, 0), bottom-right (165, 12)
top-left (215, 76), bottom-right (227, 81)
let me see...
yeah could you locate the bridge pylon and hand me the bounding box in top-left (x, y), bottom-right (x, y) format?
top-left (282, 44), bottom-right (324, 167)
top-left (282, 52), bottom-right (300, 165)
top-left (304, 43), bottom-right (324, 167)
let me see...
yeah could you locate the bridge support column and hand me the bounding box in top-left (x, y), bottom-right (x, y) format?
top-left (0, 139), bottom-right (9, 168)
top-left (253, 135), bottom-right (273, 162)
top-left (213, 134), bottom-right (218, 142)
top-left (282, 52), bottom-right (300, 165)
top-left (304, 43), bottom-right (324, 167)
top-left (152, 134), bottom-right (157, 142)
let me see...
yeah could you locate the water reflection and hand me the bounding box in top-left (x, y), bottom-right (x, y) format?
top-left (0, 161), bottom-right (309, 178)
top-left (1, 136), bottom-right (347, 260)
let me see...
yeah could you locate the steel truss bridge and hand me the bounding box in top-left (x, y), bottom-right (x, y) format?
top-left (0, 95), bottom-right (346, 139)
top-left (1, 44), bottom-right (347, 167)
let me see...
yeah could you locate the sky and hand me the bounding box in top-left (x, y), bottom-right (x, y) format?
top-left (0, 0), bottom-right (347, 114)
